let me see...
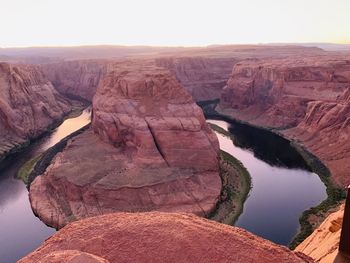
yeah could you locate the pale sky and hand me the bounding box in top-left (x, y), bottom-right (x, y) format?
top-left (1, 0), bottom-right (349, 47)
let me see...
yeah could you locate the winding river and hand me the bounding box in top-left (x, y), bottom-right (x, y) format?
top-left (207, 119), bottom-right (327, 245)
top-left (0, 108), bottom-right (91, 263)
top-left (0, 110), bottom-right (327, 261)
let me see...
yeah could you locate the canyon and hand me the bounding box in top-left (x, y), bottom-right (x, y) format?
top-left (0, 45), bottom-right (349, 262)
top-left (19, 212), bottom-right (314, 263)
top-left (41, 60), bottom-right (109, 101)
top-left (0, 62), bottom-right (71, 163)
top-left (219, 57), bottom-right (350, 187)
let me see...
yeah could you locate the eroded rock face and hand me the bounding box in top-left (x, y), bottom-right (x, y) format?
top-left (41, 60), bottom-right (109, 101)
top-left (219, 58), bottom-right (350, 186)
top-left (156, 57), bottom-right (236, 101)
top-left (29, 65), bottom-right (221, 229)
top-left (0, 62), bottom-right (71, 161)
top-left (295, 205), bottom-right (344, 263)
top-left (19, 212), bottom-right (313, 263)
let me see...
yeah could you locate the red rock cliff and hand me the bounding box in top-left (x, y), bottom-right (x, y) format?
top-left (219, 58), bottom-right (350, 186)
top-left (41, 60), bottom-right (109, 101)
top-left (0, 62), bottom-right (71, 161)
top-left (29, 64), bottom-right (221, 229)
top-left (19, 212), bottom-right (314, 263)
top-left (155, 57), bottom-right (236, 101)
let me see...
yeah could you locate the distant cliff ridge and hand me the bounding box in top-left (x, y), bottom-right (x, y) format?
top-left (219, 58), bottom-right (350, 187)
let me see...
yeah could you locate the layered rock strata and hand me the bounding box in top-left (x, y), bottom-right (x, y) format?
top-left (29, 65), bottom-right (221, 229)
top-left (156, 57), bottom-right (236, 101)
top-left (0, 62), bottom-right (71, 162)
top-left (219, 58), bottom-right (350, 186)
top-left (41, 60), bottom-right (109, 101)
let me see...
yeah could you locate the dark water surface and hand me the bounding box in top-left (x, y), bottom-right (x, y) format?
top-left (207, 119), bottom-right (327, 246)
top-left (0, 109), bottom-right (91, 263)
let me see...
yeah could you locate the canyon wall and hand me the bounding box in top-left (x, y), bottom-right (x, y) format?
top-left (219, 58), bottom-right (350, 187)
top-left (0, 62), bottom-right (71, 162)
top-left (19, 212), bottom-right (314, 263)
top-left (155, 57), bottom-right (236, 101)
top-left (29, 64), bottom-right (221, 229)
top-left (41, 60), bottom-right (109, 101)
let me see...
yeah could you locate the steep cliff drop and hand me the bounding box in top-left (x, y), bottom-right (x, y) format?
top-left (296, 205), bottom-right (344, 263)
top-left (29, 65), bottom-right (221, 229)
top-left (0, 62), bottom-right (71, 163)
top-left (219, 57), bottom-right (350, 187)
top-left (41, 60), bottom-right (109, 101)
top-left (155, 57), bottom-right (236, 101)
top-left (19, 212), bottom-right (314, 263)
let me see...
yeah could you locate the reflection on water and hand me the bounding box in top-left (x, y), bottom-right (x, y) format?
top-left (208, 119), bottom-right (327, 245)
top-left (0, 108), bottom-right (91, 263)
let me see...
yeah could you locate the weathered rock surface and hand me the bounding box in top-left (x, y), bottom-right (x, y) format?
top-left (41, 60), bottom-right (109, 101)
top-left (296, 205), bottom-right (344, 263)
top-left (0, 62), bottom-right (71, 161)
top-left (23, 250), bottom-right (110, 263)
top-left (156, 57), bottom-right (236, 101)
top-left (19, 212), bottom-right (314, 263)
top-left (219, 58), bottom-right (350, 186)
top-left (29, 65), bottom-right (221, 229)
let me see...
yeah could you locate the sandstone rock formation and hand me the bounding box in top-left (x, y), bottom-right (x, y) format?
top-left (38, 45), bottom-right (324, 103)
top-left (296, 205), bottom-right (344, 263)
top-left (0, 62), bottom-right (71, 162)
top-left (19, 212), bottom-right (314, 263)
top-left (219, 57), bottom-right (350, 186)
top-left (156, 57), bottom-right (236, 101)
top-left (29, 65), bottom-right (221, 229)
top-left (41, 60), bottom-right (109, 101)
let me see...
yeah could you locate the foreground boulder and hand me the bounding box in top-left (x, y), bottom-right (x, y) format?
top-left (29, 65), bottom-right (221, 229)
top-left (219, 57), bottom-right (350, 186)
top-left (0, 62), bottom-right (71, 162)
top-left (19, 212), bottom-right (313, 263)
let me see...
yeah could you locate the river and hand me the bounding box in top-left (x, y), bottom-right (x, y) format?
top-left (0, 108), bottom-right (91, 263)
top-left (207, 119), bottom-right (327, 246)
top-left (0, 110), bottom-right (327, 261)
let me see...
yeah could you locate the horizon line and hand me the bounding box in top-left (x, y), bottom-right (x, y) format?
top-left (1, 42), bottom-right (350, 49)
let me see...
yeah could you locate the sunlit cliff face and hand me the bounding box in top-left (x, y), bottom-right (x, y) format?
top-left (0, 0), bottom-right (350, 47)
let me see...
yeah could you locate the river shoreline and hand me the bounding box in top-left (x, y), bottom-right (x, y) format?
top-left (0, 99), bottom-right (88, 172)
top-left (208, 149), bottom-right (252, 225)
top-left (198, 99), bottom-right (345, 248)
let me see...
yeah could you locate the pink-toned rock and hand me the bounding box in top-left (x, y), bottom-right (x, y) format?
top-left (29, 65), bottom-right (221, 229)
top-left (0, 62), bottom-right (71, 161)
top-left (19, 212), bottom-right (314, 263)
top-left (155, 57), bottom-right (236, 101)
top-left (24, 250), bottom-right (110, 263)
top-left (295, 205), bottom-right (345, 263)
top-left (219, 57), bottom-right (350, 186)
top-left (41, 60), bottom-right (109, 101)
